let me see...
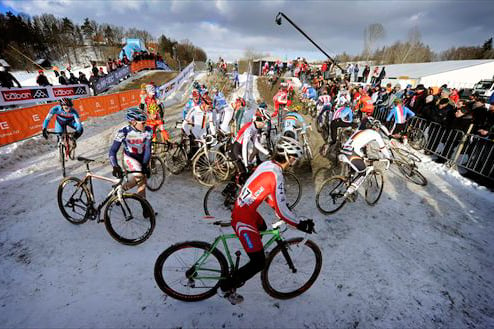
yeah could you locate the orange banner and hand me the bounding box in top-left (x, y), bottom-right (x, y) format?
top-left (130, 60), bottom-right (156, 73)
top-left (0, 89), bottom-right (141, 146)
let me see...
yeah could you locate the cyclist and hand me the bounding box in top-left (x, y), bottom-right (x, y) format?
top-left (329, 101), bottom-right (354, 145)
top-left (109, 107), bottom-right (152, 211)
top-left (232, 97), bottom-right (247, 132)
top-left (316, 89), bottom-right (333, 130)
top-left (386, 98), bottom-right (415, 140)
top-left (140, 84), bottom-right (167, 142)
top-left (282, 107), bottom-right (307, 141)
top-left (339, 123), bottom-right (392, 197)
top-left (230, 107), bottom-right (271, 184)
top-left (212, 88), bottom-right (234, 135)
top-left (183, 96), bottom-right (214, 157)
top-left (182, 89), bottom-right (201, 120)
top-left (272, 82), bottom-right (289, 120)
top-left (42, 98), bottom-right (83, 141)
top-left (220, 136), bottom-right (315, 304)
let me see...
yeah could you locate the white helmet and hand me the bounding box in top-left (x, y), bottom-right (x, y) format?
top-left (275, 136), bottom-right (303, 160)
top-left (255, 107), bottom-right (271, 122)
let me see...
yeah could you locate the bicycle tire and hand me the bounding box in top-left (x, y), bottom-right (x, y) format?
top-left (164, 145), bottom-right (188, 175)
top-left (394, 159), bottom-right (427, 186)
top-left (203, 180), bottom-right (239, 217)
top-left (284, 172), bottom-right (302, 210)
top-left (408, 128), bottom-right (426, 151)
top-left (154, 241), bottom-right (229, 302)
top-left (364, 170), bottom-right (384, 206)
top-left (146, 156), bottom-right (166, 191)
top-left (315, 176), bottom-right (348, 215)
top-left (393, 147), bottom-right (422, 163)
top-left (57, 177), bottom-right (90, 224)
top-left (104, 193), bottom-right (155, 245)
top-left (192, 150), bottom-right (229, 187)
top-left (261, 238), bottom-right (322, 299)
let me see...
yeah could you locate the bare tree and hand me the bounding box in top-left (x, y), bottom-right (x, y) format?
top-left (400, 25), bottom-right (421, 63)
top-left (363, 23), bottom-right (385, 62)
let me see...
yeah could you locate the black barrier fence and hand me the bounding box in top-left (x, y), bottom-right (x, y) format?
top-left (94, 65), bottom-right (132, 95)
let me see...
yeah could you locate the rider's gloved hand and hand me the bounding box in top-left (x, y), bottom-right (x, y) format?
top-left (296, 219), bottom-right (315, 234)
top-left (42, 128), bottom-right (48, 140)
top-left (112, 165), bottom-right (123, 179)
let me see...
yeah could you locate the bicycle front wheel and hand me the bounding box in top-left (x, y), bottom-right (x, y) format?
top-left (393, 147), bottom-right (422, 163)
top-left (104, 194), bottom-right (156, 245)
top-left (154, 241), bottom-right (229, 302)
top-left (284, 172), bottom-right (302, 210)
top-left (364, 170), bottom-right (384, 206)
top-left (394, 160), bottom-right (427, 186)
top-left (57, 177), bottom-right (90, 224)
top-left (192, 150), bottom-right (229, 187)
top-left (315, 176), bottom-right (348, 214)
top-left (408, 128), bottom-right (426, 150)
top-left (147, 156), bottom-right (166, 191)
top-left (261, 238), bottom-right (322, 299)
top-left (203, 180), bottom-right (240, 217)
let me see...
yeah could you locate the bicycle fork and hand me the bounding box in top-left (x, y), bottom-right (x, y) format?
top-left (276, 240), bottom-right (297, 273)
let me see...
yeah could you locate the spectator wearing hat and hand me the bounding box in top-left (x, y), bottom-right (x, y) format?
top-left (91, 61), bottom-right (99, 77)
top-left (68, 72), bottom-right (79, 84)
top-left (411, 84), bottom-right (427, 117)
top-left (99, 67), bottom-right (106, 77)
top-left (78, 72), bottom-right (89, 85)
top-left (36, 70), bottom-right (51, 86)
top-left (58, 71), bottom-right (68, 85)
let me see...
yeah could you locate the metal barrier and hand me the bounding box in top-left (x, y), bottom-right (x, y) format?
top-left (456, 134), bottom-right (494, 179)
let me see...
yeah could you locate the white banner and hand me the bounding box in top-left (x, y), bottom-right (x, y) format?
top-left (0, 84), bottom-right (90, 107)
top-left (158, 62), bottom-right (195, 100)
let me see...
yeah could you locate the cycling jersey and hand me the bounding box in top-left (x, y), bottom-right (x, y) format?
top-left (306, 87), bottom-right (318, 100)
top-left (183, 98), bottom-right (194, 120)
top-left (213, 92), bottom-right (228, 110)
top-left (283, 111), bottom-right (306, 139)
top-left (183, 104), bottom-right (212, 138)
top-left (318, 95), bottom-right (332, 106)
top-left (235, 122), bottom-right (269, 168)
top-left (332, 106), bottom-right (353, 123)
top-left (231, 160), bottom-right (301, 252)
top-left (142, 95), bottom-right (163, 121)
top-left (341, 129), bottom-right (390, 158)
top-left (357, 95), bottom-right (374, 115)
top-left (42, 105), bottom-right (83, 133)
top-left (386, 104), bottom-right (415, 124)
top-left (109, 125), bottom-right (152, 167)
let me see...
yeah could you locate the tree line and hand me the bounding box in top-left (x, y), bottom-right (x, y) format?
top-left (0, 11), bottom-right (207, 70)
top-left (335, 23), bottom-right (493, 65)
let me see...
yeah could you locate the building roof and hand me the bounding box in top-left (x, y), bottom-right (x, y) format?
top-left (253, 56), bottom-right (287, 63)
top-left (379, 59), bottom-right (494, 79)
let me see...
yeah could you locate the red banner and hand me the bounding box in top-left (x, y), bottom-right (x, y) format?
top-left (130, 60), bottom-right (156, 73)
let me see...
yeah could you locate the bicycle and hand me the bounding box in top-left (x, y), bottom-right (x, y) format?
top-left (388, 140), bottom-right (427, 186)
top-left (47, 130), bottom-right (76, 177)
top-left (154, 218), bottom-right (322, 302)
top-left (315, 157), bottom-right (386, 214)
top-left (163, 122), bottom-right (191, 175)
top-left (203, 167), bottom-right (302, 219)
top-left (57, 156), bottom-right (156, 245)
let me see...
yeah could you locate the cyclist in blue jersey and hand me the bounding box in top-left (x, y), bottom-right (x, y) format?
top-left (109, 107), bottom-right (152, 213)
top-left (212, 88), bottom-right (234, 134)
top-left (386, 98), bottom-right (415, 138)
top-left (42, 98), bottom-right (83, 140)
top-left (282, 108), bottom-right (307, 141)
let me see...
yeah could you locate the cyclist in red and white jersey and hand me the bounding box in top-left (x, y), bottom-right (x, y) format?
top-left (220, 136), bottom-right (315, 304)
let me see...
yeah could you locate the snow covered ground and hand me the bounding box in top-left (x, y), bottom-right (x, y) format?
top-left (0, 72), bottom-right (493, 328)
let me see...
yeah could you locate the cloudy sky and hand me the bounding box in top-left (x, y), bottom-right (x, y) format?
top-left (1, 0), bottom-right (493, 61)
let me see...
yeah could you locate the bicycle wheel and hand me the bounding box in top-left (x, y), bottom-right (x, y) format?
top-left (315, 176), bottom-right (348, 214)
top-left (203, 180), bottom-right (239, 217)
top-left (154, 241), bottom-right (229, 302)
top-left (408, 128), bottom-right (426, 150)
top-left (57, 177), bottom-right (90, 224)
top-left (146, 156), bottom-right (166, 191)
top-left (394, 160), bottom-right (427, 186)
top-left (164, 145), bottom-right (188, 175)
top-left (393, 147), bottom-right (421, 163)
top-left (192, 150), bottom-right (229, 187)
top-left (104, 193), bottom-right (155, 245)
top-left (284, 172), bottom-right (302, 210)
top-left (261, 238), bottom-right (322, 299)
top-left (364, 170), bottom-right (384, 206)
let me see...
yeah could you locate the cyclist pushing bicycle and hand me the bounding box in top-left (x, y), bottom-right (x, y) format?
top-left (42, 98), bottom-right (83, 141)
top-left (109, 108), bottom-right (152, 215)
top-left (220, 136), bottom-right (315, 304)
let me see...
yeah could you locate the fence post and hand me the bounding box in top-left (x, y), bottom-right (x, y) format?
top-left (450, 123), bottom-right (474, 169)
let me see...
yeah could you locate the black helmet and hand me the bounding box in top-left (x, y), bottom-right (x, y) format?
top-left (59, 98), bottom-right (73, 106)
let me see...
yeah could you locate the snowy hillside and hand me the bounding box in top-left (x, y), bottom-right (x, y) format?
top-left (0, 72), bottom-right (493, 328)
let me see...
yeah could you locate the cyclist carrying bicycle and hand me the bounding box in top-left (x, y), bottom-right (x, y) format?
top-left (229, 107), bottom-right (271, 184)
top-left (340, 124), bottom-right (392, 197)
top-left (220, 136), bottom-right (315, 304)
top-left (42, 98), bottom-right (83, 141)
top-left (109, 107), bottom-right (152, 213)
top-left (386, 98), bottom-right (415, 140)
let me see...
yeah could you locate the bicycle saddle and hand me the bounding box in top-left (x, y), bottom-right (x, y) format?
top-left (77, 156), bottom-right (95, 163)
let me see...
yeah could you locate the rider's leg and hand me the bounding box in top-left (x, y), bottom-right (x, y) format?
top-left (230, 142), bottom-right (248, 184)
top-left (122, 155), bottom-right (146, 198)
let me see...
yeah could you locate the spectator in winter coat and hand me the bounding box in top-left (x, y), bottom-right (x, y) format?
top-left (36, 70), bottom-right (51, 86)
top-left (375, 67), bottom-right (386, 86)
top-left (78, 72), bottom-right (89, 85)
top-left (106, 58), bottom-right (113, 73)
top-left (447, 100), bottom-right (473, 133)
top-left (432, 98), bottom-right (454, 126)
top-left (99, 67), bottom-right (106, 76)
top-left (58, 71), bottom-right (68, 85)
top-left (370, 67), bottom-right (379, 84)
top-left (68, 72), bottom-right (79, 84)
top-left (0, 65), bottom-right (21, 88)
top-left (362, 65), bottom-right (370, 83)
top-left (91, 61), bottom-right (99, 77)
top-left (353, 64), bottom-right (359, 82)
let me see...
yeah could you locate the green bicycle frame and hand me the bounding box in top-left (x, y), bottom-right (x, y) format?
top-left (190, 228), bottom-right (284, 280)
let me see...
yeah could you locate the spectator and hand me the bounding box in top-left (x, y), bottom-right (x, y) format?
top-left (68, 72), bottom-right (79, 84)
top-left (0, 65), bottom-right (21, 88)
top-left (370, 66), bottom-right (379, 84)
top-left (78, 71), bottom-right (89, 85)
top-left (106, 58), bottom-right (113, 73)
top-left (432, 97), bottom-right (454, 126)
top-left (112, 59), bottom-right (118, 71)
top-left (411, 84), bottom-right (427, 117)
top-left (99, 67), bottom-right (106, 76)
top-left (36, 70), bottom-right (51, 86)
top-left (122, 55), bottom-right (130, 65)
top-left (53, 66), bottom-right (60, 77)
top-left (91, 61), bottom-right (99, 77)
top-left (448, 100), bottom-right (473, 132)
top-left (58, 71), bottom-right (68, 85)
top-left (362, 65), bottom-right (370, 83)
top-left (353, 64), bottom-right (359, 82)
top-left (376, 66), bottom-right (386, 86)
top-left (89, 73), bottom-right (98, 91)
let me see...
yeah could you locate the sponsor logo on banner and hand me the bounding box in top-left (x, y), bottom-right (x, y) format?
top-left (53, 87), bottom-right (75, 97)
top-left (1, 88), bottom-right (51, 103)
top-left (33, 89), bottom-right (49, 98)
top-left (75, 87), bottom-right (86, 95)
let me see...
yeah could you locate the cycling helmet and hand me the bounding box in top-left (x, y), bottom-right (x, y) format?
top-left (59, 98), bottom-right (73, 106)
top-left (275, 136), bottom-right (303, 160)
top-left (146, 84), bottom-right (156, 94)
top-left (126, 107), bottom-right (147, 122)
top-left (371, 119), bottom-right (390, 136)
top-left (193, 81), bottom-right (200, 89)
top-left (255, 107), bottom-right (270, 122)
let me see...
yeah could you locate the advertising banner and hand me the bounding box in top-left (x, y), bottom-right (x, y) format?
top-left (93, 65), bottom-right (131, 95)
top-left (130, 60), bottom-right (156, 73)
top-left (156, 61), bottom-right (172, 71)
top-left (158, 62), bottom-right (195, 99)
top-left (0, 84), bottom-right (90, 107)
